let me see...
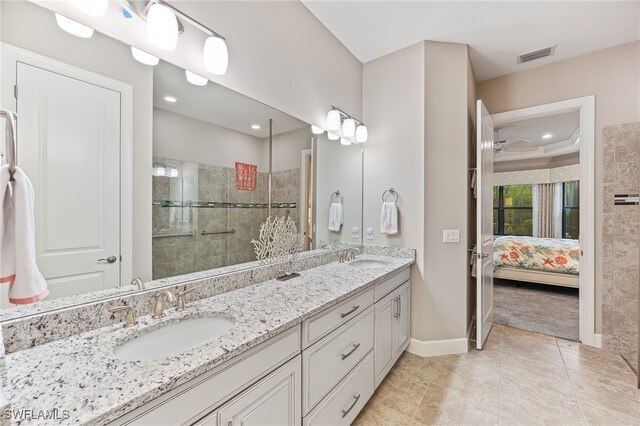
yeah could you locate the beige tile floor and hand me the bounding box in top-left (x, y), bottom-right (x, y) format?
top-left (354, 324), bottom-right (640, 425)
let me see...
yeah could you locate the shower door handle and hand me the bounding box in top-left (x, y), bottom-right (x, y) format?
top-left (98, 255), bottom-right (118, 264)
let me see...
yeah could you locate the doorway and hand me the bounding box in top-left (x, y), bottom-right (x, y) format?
top-left (477, 96), bottom-right (596, 347)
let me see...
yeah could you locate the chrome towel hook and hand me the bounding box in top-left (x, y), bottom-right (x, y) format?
top-left (330, 190), bottom-right (343, 204)
top-left (0, 110), bottom-right (17, 181)
top-left (382, 188), bottom-right (399, 203)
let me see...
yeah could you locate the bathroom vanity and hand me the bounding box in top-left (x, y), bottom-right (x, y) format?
top-left (2, 252), bottom-right (413, 425)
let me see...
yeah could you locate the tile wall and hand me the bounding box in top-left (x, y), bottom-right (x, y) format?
top-left (602, 122), bottom-right (640, 369)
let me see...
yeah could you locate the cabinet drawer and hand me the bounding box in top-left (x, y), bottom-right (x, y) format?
top-left (374, 267), bottom-right (410, 301)
top-left (302, 306), bottom-right (374, 415)
top-left (303, 352), bottom-right (374, 426)
top-left (302, 287), bottom-right (374, 348)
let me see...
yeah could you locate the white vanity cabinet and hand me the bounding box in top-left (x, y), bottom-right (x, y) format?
top-left (195, 356), bottom-right (301, 426)
top-left (374, 273), bottom-right (411, 388)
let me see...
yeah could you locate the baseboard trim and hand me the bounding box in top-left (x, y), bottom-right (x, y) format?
top-left (407, 337), bottom-right (468, 357)
top-left (594, 333), bottom-right (602, 348)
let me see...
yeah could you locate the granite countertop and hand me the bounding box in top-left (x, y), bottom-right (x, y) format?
top-left (3, 254), bottom-right (413, 425)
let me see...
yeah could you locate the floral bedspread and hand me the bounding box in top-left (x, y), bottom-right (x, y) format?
top-left (493, 236), bottom-right (580, 275)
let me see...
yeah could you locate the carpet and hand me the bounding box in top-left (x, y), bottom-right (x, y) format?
top-left (494, 278), bottom-right (580, 341)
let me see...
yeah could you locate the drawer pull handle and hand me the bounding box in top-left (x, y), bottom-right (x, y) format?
top-left (341, 343), bottom-right (361, 360)
top-left (341, 393), bottom-right (361, 418)
top-left (340, 305), bottom-right (360, 318)
top-left (394, 296), bottom-right (401, 319)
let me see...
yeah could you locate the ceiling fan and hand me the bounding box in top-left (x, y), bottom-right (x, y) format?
top-left (493, 129), bottom-right (538, 153)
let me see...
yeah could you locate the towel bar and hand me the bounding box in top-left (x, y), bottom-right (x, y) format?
top-left (201, 229), bottom-right (236, 236)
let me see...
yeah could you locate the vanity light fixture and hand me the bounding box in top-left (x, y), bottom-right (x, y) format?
top-left (69, 0), bottom-right (108, 17)
top-left (55, 13), bottom-right (94, 38)
top-left (542, 133), bottom-right (553, 139)
top-left (203, 36), bottom-right (229, 75)
top-left (185, 70), bottom-right (208, 86)
top-left (340, 138), bottom-right (351, 146)
top-left (164, 95), bottom-right (177, 103)
top-left (342, 118), bottom-right (355, 138)
top-left (124, 0), bottom-right (229, 75)
top-left (251, 124), bottom-right (261, 130)
top-left (327, 133), bottom-right (339, 141)
top-left (147, 3), bottom-right (179, 51)
top-left (131, 47), bottom-right (160, 66)
top-left (326, 109), bottom-right (341, 131)
top-left (169, 167), bottom-right (179, 177)
top-left (356, 125), bottom-right (368, 143)
top-left (326, 106), bottom-right (367, 143)
top-left (311, 125), bottom-right (325, 135)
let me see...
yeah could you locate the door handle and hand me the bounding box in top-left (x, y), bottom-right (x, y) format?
top-left (394, 296), bottom-right (400, 319)
top-left (477, 253), bottom-right (490, 259)
top-left (98, 255), bottom-right (117, 264)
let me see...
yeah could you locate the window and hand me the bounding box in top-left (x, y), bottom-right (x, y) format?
top-left (493, 184), bottom-right (533, 236)
top-left (563, 180), bottom-right (580, 239)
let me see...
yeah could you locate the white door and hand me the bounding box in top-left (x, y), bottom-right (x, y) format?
top-left (16, 62), bottom-right (122, 300)
top-left (476, 100), bottom-right (495, 349)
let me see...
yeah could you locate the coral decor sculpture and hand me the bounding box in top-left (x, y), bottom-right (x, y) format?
top-left (252, 215), bottom-right (304, 280)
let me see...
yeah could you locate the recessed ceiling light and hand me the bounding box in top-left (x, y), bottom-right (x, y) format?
top-left (164, 96), bottom-right (177, 103)
top-left (542, 133), bottom-right (553, 139)
top-left (251, 124), bottom-right (261, 130)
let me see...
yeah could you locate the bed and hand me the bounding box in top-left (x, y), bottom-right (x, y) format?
top-left (493, 236), bottom-right (580, 288)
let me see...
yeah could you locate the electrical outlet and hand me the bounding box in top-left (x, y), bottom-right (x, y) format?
top-left (352, 226), bottom-right (360, 239)
top-left (443, 230), bottom-right (460, 243)
top-left (365, 227), bottom-right (374, 240)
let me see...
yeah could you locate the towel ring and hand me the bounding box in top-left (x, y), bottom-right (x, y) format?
top-left (382, 188), bottom-right (398, 203)
top-left (330, 190), bottom-right (343, 204)
top-left (0, 110), bottom-right (17, 181)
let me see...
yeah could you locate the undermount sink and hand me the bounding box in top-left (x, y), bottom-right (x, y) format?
top-left (113, 316), bottom-right (235, 362)
top-left (348, 259), bottom-right (390, 270)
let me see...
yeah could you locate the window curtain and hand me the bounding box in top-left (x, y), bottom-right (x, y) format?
top-left (532, 182), bottom-right (563, 238)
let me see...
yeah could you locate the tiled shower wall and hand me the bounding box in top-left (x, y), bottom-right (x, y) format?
top-left (153, 157), bottom-right (302, 279)
top-left (602, 122), bottom-right (639, 367)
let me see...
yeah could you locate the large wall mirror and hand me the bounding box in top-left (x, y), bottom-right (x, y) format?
top-left (0, 1), bottom-right (363, 319)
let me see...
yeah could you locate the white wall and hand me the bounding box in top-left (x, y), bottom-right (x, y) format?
top-left (362, 42), bottom-right (426, 337)
top-left (154, 108), bottom-right (268, 171)
top-left (32, 0), bottom-right (363, 131)
top-left (270, 127), bottom-right (312, 172)
top-left (315, 135), bottom-right (363, 244)
top-left (1, 0), bottom-right (154, 281)
top-left (494, 164), bottom-right (581, 186)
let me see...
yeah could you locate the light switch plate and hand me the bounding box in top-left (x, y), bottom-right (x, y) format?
top-left (365, 227), bottom-right (374, 240)
top-left (443, 229), bottom-right (460, 243)
top-left (352, 226), bottom-right (360, 239)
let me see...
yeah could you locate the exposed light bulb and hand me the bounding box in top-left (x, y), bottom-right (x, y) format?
top-left (131, 47), bottom-right (159, 66)
top-left (185, 70), bottom-right (208, 86)
top-left (311, 125), bottom-right (324, 135)
top-left (55, 14), bottom-right (94, 38)
top-left (203, 36), bottom-right (229, 75)
top-left (326, 109), bottom-right (341, 131)
top-left (69, 0), bottom-right (108, 17)
top-left (356, 125), bottom-right (368, 143)
top-left (146, 3), bottom-right (178, 51)
top-left (156, 166), bottom-right (166, 176)
top-left (342, 119), bottom-right (355, 137)
top-left (170, 168), bottom-right (179, 177)
top-left (327, 133), bottom-right (339, 141)
top-left (164, 96), bottom-right (177, 103)
top-left (340, 138), bottom-right (351, 146)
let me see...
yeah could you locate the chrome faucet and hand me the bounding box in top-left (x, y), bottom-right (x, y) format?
top-left (152, 289), bottom-right (177, 319)
top-left (339, 247), bottom-right (361, 263)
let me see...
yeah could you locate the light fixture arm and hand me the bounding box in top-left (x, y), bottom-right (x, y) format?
top-left (124, 0), bottom-right (226, 40)
top-left (329, 105), bottom-right (365, 127)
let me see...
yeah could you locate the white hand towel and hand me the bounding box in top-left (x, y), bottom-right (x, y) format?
top-left (380, 201), bottom-right (398, 235)
top-left (0, 166), bottom-right (48, 304)
top-left (328, 202), bottom-right (343, 232)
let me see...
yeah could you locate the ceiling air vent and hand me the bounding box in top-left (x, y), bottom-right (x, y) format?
top-left (517, 45), bottom-right (556, 64)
